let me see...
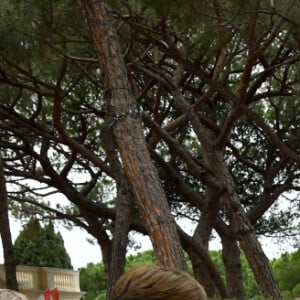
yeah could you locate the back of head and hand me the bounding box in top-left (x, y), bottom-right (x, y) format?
top-left (0, 289), bottom-right (28, 300)
top-left (109, 265), bottom-right (207, 300)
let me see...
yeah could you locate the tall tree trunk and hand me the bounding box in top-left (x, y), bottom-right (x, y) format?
top-left (102, 125), bottom-right (132, 298)
top-left (0, 158), bottom-right (18, 290)
top-left (178, 226), bottom-right (227, 298)
top-left (170, 87), bottom-right (281, 298)
top-left (190, 188), bottom-right (219, 297)
top-left (107, 178), bottom-right (131, 299)
top-left (78, 0), bottom-right (186, 271)
top-left (221, 236), bottom-right (245, 299)
top-left (80, 211), bottom-right (112, 273)
top-left (191, 210), bottom-right (216, 298)
top-left (209, 152), bottom-right (281, 299)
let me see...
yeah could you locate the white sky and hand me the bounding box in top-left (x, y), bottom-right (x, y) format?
top-left (0, 217), bottom-right (100, 270)
top-left (2, 171), bottom-right (297, 270)
top-left (0, 216), bottom-right (297, 270)
top-left (0, 216), bottom-right (151, 270)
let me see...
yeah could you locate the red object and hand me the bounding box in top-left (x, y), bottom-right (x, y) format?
top-left (50, 288), bottom-right (59, 300)
top-left (41, 288), bottom-right (59, 300)
top-left (43, 289), bottom-right (51, 300)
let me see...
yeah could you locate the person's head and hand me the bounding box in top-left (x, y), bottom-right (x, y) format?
top-left (109, 265), bottom-right (207, 300)
top-left (0, 289), bottom-right (28, 300)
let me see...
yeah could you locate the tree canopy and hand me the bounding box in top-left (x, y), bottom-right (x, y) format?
top-left (0, 0), bottom-right (300, 298)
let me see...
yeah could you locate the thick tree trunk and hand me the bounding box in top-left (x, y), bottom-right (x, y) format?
top-left (221, 236), bottom-right (245, 299)
top-left (178, 226), bottom-right (227, 298)
top-left (81, 212), bottom-right (112, 273)
top-left (107, 178), bottom-right (131, 299)
top-left (209, 152), bottom-right (281, 299)
top-left (0, 158), bottom-right (18, 290)
top-left (78, 0), bottom-right (186, 271)
top-left (103, 125), bottom-right (132, 298)
top-left (170, 89), bottom-right (281, 298)
top-left (191, 211), bottom-right (216, 298)
top-left (94, 227), bottom-right (112, 273)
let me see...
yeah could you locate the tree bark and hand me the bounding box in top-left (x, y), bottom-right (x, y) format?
top-left (221, 236), bottom-right (245, 299)
top-left (106, 178), bottom-right (131, 299)
top-left (209, 152), bottom-right (281, 299)
top-left (178, 226), bottom-right (227, 298)
top-left (191, 210), bottom-right (216, 298)
top-left (78, 0), bottom-right (186, 271)
top-left (102, 125), bottom-right (132, 298)
top-left (168, 82), bottom-right (281, 298)
top-left (0, 158), bottom-right (18, 290)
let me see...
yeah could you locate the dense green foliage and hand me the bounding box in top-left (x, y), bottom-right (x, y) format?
top-left (272, 249), bottom-right (300, 298)
top-left (80, 262), bottom-right (107, 300)
top-left (13, 218), bottom-right (73, 269)
top-left (1, 0), bottom-right (300, 298)
top-left (79, 249), bottom-right (300, 300)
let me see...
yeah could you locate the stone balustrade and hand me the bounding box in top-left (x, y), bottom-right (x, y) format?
top-left (0, 265), bottom-right (85, 300)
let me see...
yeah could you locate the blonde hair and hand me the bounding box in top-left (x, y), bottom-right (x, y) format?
top-left (109, 265), bottom-right (207, 300)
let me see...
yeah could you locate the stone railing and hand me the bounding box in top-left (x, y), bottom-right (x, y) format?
top-left (0, 265), bottom-right (85, 300)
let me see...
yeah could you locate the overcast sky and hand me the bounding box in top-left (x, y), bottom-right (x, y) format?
top-left (0, 216), bottom-right (296, 270)
top-left (0, 217), bottom-right (103, 270)
top-left (0, 216), bottom-right (152, 270)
